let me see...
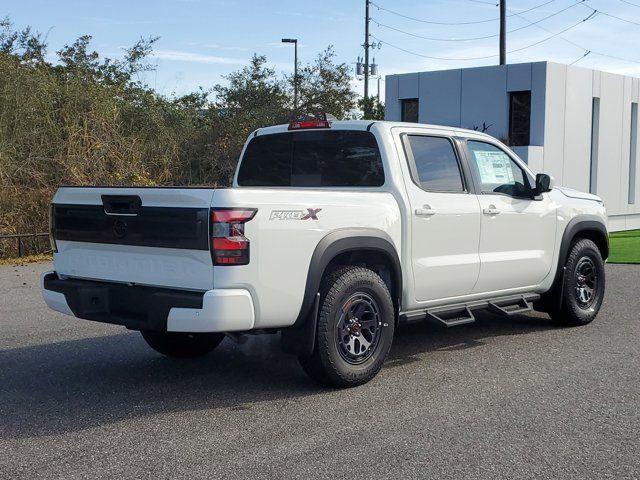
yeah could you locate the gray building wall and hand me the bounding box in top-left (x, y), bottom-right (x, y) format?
top-left (385, 61), bottom-right (640, 231)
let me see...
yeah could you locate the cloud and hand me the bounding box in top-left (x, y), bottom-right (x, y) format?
top-left (81, 16), bottom-right (167, 26)
top-left (273, 10), bottom-right (346, 22)
top-left (151, 49), bottom-right (248, 65)
top-left (265, 41), bottom-right (307, 49)
top-left (202, 43), bottom-right (250, 52)
top-left (150, 49), bottom-right (293, 72)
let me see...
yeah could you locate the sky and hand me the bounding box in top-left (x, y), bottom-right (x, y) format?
top-left (5, 0), bottom-right (640, 101)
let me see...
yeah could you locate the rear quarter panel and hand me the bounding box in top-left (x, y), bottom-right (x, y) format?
top-left (211, 188), bottom-right (402, 328)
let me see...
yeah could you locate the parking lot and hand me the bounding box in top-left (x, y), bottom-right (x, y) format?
top-left (1, 262), bottom-right (639, 479)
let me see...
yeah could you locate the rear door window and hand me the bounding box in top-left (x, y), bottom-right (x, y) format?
top-left (237, 130), bottom-right (384, 187)
top-left (406, 135), bottom-right (465, 192)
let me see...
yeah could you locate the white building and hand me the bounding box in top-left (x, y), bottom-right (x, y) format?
top-left (385, 62), bottom-right (640, 231)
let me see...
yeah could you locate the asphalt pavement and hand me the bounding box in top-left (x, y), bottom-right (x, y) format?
top-left (1, 262), bottom-right (639, 479)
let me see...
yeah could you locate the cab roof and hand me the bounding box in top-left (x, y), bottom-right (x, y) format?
top-left (254, 120), bottom-right (495, 140)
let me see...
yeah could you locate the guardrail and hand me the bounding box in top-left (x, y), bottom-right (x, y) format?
top-left (0, 233), bottom-right (50, 257)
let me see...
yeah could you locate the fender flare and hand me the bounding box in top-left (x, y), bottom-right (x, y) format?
top-left (295, 228), bottom-right (402, 325)
top-left (281, 228), bottom-right (402, 357)
top-left (558, 216), bottom-right (609, 267)
top-left (541, 215), bottom-right (608, 312)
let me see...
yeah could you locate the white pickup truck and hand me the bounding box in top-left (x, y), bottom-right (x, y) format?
top-left (42, 118), bottom-right (609, 387)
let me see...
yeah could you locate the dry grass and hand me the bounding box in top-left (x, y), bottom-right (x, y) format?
top-left (0, 252), bottom-right (52, 266)
top-left (0, 51), bottom-right (239, 258)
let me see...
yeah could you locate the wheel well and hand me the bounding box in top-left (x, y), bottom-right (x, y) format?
top-left (571, 228), bottom-right (609, 260)
top-left (539, 224), bottom-right (609, 315)
top-left (324, 249), bottom-right (401, 310)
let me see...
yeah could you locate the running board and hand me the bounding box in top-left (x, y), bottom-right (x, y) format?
top-left (401, 293), bottom-right (540, 327)
top-left (487, 297), bottom-right (533, 316)
top-left (426, 306), bottom-right (475, 327)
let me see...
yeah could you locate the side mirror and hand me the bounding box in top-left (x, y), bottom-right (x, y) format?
top-left (534, 173), bottom-right (553, 195)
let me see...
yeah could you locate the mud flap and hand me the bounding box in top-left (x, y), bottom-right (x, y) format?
top-left (281, 293), bottom-right (320, 358)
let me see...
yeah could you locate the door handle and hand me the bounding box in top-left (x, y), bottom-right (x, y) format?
top-left (415, 205), bottom-right (437, 217)
top-left (483, 205), bottom-right (501, 215)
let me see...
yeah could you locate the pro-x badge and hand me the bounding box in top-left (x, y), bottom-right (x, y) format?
top-left (269, 208), bottom-right (322, 220)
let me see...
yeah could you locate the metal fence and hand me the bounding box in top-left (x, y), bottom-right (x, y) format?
top-left (0, 233), bottom-right (50, 257)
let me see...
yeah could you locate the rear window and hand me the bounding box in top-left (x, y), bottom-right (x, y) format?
top-left (237, 130), bottom-right (385, 187)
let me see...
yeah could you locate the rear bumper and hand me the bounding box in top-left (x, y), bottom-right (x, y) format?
top-left (41, 271), bottom-right (254, 333)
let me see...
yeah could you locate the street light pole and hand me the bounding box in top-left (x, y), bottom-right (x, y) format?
top-left (282, 38), bottom-right (298, 111)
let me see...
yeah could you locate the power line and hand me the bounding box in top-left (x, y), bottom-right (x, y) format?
top-left (372, 1), bottom-right (586, 43)
top-left (618, 0), bottom-right (640, 7)
top-left (508, 0), bottom-right (560, 16)
top-left (570, 49), bottom-right (591, 64)
top-left (468, 0), bottom-right (498, 6)
top-left (581, 4), bottom-right (640, 27)
top-left (508, 5), bottom-right (640, 65)
top-left (370, 11), bottom-right (596, 61)
top-left (369, 0), bottom-right (557, 26)
top-left (370, 1), bottom-right (497, 25)
top-left (508, 10), bottom-right (597, 52)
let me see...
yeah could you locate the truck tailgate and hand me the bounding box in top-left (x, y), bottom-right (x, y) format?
top-left (51, 187), bottom-right (215, 291)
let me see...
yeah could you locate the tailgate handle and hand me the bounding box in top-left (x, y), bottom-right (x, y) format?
top-left (101, 195), bottom-right (142, 215)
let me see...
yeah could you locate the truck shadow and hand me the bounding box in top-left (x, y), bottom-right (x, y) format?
top-left (386, 310), bottom-right (553, 368)
top-left (0, 311), bottom-right (554, 439)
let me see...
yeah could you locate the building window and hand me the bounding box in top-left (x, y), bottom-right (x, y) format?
top-left (401, 98), bottom-right (419, 123)
top-left (630, 102), bottom-right (638, 204)
top-left (590, 97), bottom-right (600, 194)
top-left (508, 91), bottom-right (531, 146)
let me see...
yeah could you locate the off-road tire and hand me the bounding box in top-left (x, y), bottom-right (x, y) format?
top-left (299, 266), bottom-right (395, 388)
top-left (551, 238), bottom-right (605, 326)
top-left (141, 331), bottom-right (225, 358)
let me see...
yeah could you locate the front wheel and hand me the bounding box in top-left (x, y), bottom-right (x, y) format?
top-left (299, 266), bottom-right (395, 388)
top-left (141, 331), bottom-right (225, 358)
top-left (551, 238), bottom-right (606, 326)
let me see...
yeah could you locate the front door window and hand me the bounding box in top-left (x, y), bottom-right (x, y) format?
top-left (467, 141), bottom-right (532, 198)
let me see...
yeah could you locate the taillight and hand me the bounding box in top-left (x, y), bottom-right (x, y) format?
top-left (49, 203), bottom-right (58, 253)
top-left (211, 208), bottom-right (257, 265)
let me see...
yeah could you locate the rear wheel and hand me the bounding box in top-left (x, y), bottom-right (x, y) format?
top-left (141, 331), bottom-right (224, 358)
top-left (299, 266), bottom-right (395, 388)
top-left (551, 238), bottom-right (605, 326)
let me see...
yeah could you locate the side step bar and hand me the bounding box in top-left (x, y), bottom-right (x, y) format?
top-left (401, 293), bottom-right (539, 328)
top-left (487, 297), bottom-right (533, 316)
top-left (426, 306), bottom-right (475, 327)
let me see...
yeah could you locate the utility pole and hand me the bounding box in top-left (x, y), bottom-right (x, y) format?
top-left (364, 0), bottom-right (371, 117)
top-left (499, 0), bottom-right (506, 65)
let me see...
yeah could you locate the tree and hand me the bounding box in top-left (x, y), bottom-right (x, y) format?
top-left (358, 97), bottom-right (385, 120)
top-left (0, 18), bottom-right (366, 256)
top-left (295, 46), bottom-right (357, 119)
top-left (203, 55), bottom-right (290, 183)
top-left (56, 34), bottom-right (158, 85)
top-left (0, 17), bottom-right (46, 65)
top-left (214, 54), bottom-right (288, 122)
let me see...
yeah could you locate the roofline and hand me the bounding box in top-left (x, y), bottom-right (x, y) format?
top-left (252, 120), bottom-right (495, 139)
top-left (385, 60), bottom-right (640, 80)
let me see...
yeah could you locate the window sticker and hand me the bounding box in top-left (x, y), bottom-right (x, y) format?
top-left (473, 151), bottom-right (515, 185)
